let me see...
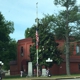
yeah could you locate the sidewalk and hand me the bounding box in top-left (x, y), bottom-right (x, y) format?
top-left (26, 75), bottom-right (80, 80)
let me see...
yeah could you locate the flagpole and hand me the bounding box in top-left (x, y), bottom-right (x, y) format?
top-left (36, 2), bottom-right (39, 77)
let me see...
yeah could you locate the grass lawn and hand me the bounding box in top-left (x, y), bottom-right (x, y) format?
top-left (3, 75), bottom-right (29, 80)
top-left (2, 74), bottom-right (80, 80)
top-left (3, 78), bottom-right (28, 80)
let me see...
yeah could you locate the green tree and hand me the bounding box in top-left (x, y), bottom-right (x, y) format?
top-left (25, 14), bottom-right (62, 68)
top-left (53, 0), bottom-right (80, 75)
top-left (0, 12), bottom-right (17, 70)
top-left (3, 39), bottom-right (17, 69)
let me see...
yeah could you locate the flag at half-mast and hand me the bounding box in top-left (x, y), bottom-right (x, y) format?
top-left (36, 28), bottom-right (39, 49)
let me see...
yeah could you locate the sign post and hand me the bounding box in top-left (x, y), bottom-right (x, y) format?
top-left (46, 58), bottom-right (53, 77)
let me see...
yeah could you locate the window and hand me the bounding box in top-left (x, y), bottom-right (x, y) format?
top-left (76, 45), bottom-right (80, 54)
top-left (78, 64), bottom-right (80, 70)
top-left (21, 46), bottom-right (24, 56)
top-left (76, 46), bottom-right (79, 53)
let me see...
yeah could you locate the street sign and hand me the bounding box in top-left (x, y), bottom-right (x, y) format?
top-left (46, 58), bottom-right (53, 62)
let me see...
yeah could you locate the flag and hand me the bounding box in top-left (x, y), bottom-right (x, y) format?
top-left (36, 28), bottom-right (39, 49)
top-left (36, 28), bottom-right (39, 42)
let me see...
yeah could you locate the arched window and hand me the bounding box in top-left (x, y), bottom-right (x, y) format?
top-left (21, 46), bottom-right (24, 56)
top-left (76, 46), bottom-right (79, 54)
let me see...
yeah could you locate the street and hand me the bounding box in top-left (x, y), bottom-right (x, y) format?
top-left (59, 78), bottom-right (80, 80)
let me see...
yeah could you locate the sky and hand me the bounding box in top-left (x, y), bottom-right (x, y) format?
top-left (0, 0), bottom-right (80, 41)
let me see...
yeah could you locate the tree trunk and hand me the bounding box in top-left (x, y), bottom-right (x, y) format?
top-left (66, 35), bottom-right (70, 75)
top-left (65, 0), bottom-right (70, 75)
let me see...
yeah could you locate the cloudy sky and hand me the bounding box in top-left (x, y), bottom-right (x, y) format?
top-left (0, 0), bottom-right (79, 41)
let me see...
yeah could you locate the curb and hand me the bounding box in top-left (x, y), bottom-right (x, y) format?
top-left (26, 76), bottom-right (80, 80)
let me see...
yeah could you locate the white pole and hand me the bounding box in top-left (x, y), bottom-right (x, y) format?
top-left (36, 2), bottom-right (39, 77)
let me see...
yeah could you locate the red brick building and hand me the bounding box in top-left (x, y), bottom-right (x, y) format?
top-left (10, 38), bottom-right (33, 75)
top-left (50, 38), bottom-right (80, 75)
top-left (10, 37), bottom-right (80, 75)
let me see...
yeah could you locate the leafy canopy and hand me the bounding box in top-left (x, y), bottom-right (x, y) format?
top-left (0, 12), bottom-right (17, 70)
top-left (25, 14), bottom-right (63, 68)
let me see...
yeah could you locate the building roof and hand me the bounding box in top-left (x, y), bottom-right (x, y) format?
top-left (18, 37), bottom-right (32, 43)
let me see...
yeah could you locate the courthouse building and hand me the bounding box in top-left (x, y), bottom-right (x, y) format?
top-left (10, 37), bottom-right (80, 75)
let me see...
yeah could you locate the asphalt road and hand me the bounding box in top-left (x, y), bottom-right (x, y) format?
top-left (59, 78), bottom-right (80, 80)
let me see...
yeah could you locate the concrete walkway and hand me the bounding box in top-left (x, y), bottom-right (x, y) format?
top-left (25, 76), bottom-right (80, 80)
